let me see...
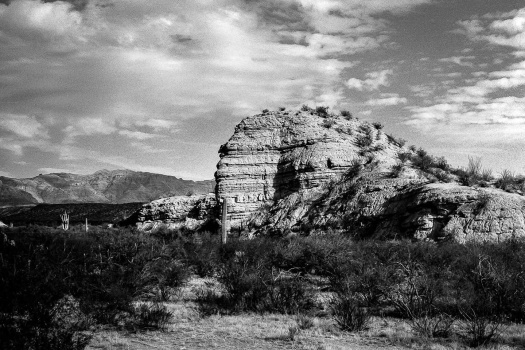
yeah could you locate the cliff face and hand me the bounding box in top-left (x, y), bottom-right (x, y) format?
top-left (215, 110), bottom-right (401, 227)
top-left (0, 170), bottom-right (214, 206)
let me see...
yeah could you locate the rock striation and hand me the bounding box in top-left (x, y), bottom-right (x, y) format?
top-left (215, 110), bottom-right (401, 227)
top-left (127, 194), bottom-right (218, 232)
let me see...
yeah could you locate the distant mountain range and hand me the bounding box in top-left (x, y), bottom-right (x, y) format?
top-left (0, 170), bottom-right (215, 206)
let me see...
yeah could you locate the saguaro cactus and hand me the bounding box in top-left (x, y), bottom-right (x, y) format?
top-left (61, 211), bottom-right (69, 231)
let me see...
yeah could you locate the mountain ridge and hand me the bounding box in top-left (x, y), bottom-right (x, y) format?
top-left (0, 169), bottom-right (214, 206)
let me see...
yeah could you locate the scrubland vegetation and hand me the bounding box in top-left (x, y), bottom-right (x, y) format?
top-left (2, 224), bottom-right (525, 349)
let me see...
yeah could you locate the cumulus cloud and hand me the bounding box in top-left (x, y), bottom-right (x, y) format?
top-left (0, 114), bottom-right (48, 139)
top-left (406, 7), bottom-right (525, 142)
top-left (456, 7), bottom-right (525, 50)
top-left (346, 69), bottom-right (393, 91)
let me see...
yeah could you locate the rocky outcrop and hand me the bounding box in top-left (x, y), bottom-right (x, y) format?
top-left (127, 108), bottom-right (525, 243)
top-left (0, 170), bottom-right (214, 206)
top-left (215, 110), bottom-right (402, 227)
top-left (214, 109), bottom-right (525, 242)
top-left (129, 194), bottom-right (218, 232)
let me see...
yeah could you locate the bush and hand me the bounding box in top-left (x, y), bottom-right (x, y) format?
top-left (390, 163), bottom-right (404, 177)
top-left (331, 296), bottom-right (370, 332)
top-left (133, 302), bottom-right (173, 331)
top-left (194, 238), bottom-right (314, 315)
top-left (279, 107), bottom-right (286, 111)
top-left (355, 132), bottom-right (373, 148)
top-left (341, 110), bottom-right (352, 119)
top-left (301, 105), bottom-right (311, 111)
top-left (496, 169), bottom-right (519, 191)
top-left (262, 109), bottom-right (269, 113)
top-left (322, 118), bottom-right (336, 128)
top-left (372, 122), bottom-right (383, 130)
top-left (315, 106), bottom-right (329, 115)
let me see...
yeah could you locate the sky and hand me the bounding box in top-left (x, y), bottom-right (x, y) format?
top-left (0, 0), bottom-right (524, 180)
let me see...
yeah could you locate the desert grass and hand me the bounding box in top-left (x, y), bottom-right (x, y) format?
top-left (86, 277), bottom-right (525, 350)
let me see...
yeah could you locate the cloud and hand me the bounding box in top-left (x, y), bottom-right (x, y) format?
top-left (0, 114), bottom-right (48, 138)
top-left (118, 130), bottom-right (159, 140)
top-left (456, 8), bottom-right (525, 50)
top-left (438, 56), bottom-right (475, 67)
top-left (37, 167), bottom-right (71, 174)
top-left (346, 69), bottom-right (393, 91)
top-left (366, 95), bottom-right (407, 106)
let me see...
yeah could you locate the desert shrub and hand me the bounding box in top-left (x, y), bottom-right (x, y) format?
top-left (480, 168), bottom-right (493, 182)
top-left (372, 122), bottom-right (383, 130)
top-left (434, 156), bottom-right (450, 171)
top-left (193, 238), bottom-right (314, 315)
top-left (411, 148), bottom-right (435, 172)
top-left (133, 302), bottom-right (172, 330)
top-left (459, 307), bottom-right (502, 347)
top-left (0, 226), bottom-right (191, 334)
top-left (184, 233), bottom-right (221, 277)
top-left (295, 314), bottom-right (315, 330)
top-left (315, 106), bottom-right (329, 116)
top-left (0, 296), bottom-right (92, 350)
top-left (138, 258), bottom-right (189, 301)
top-left (390, 163), bottom-right (404, 177)
top-left (279, 106), bottom-right (286, 111)
top-left (262, 109), bottom-right (269, 113)
top-left (355, 132), bottom-right (373, 148)
top-left (340, 110), bottom-right (352, 119)
top-left (331, 296), bottom-right (370, 332)
top-left (301, 104), bottom-right (311, 111)
top-left (496, 169), bottom-right (520, 191)
top-left (435, 169), bottom-right (454, 183)
top-left (397, 151), bottom-right (411, 163)
top-left (456, 156), bottom-right (493, 187)
top-left (322, 118), bottom-right (336, 128)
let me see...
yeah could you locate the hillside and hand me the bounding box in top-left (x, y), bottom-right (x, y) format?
top-left (0, 169), bottom-right (214, 206)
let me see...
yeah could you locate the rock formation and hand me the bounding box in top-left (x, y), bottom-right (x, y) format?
top-left (128, 194), bottom-right (218, 232)
top-left (215, 109), bottom-right (400, 226)
top-left (131, 108), bottom-right (525, 243)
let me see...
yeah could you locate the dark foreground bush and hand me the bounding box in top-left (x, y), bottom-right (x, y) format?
top-left (195, 238), bottom-right (314, 315)
top-left (0, 226), bottom-right (195, 347)
top-left (331, 296), bottom-right (370, 332)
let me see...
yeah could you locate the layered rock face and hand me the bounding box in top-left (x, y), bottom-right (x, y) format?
top-left (129, 194), bottom-right (218, 232)
top-left (215, 110), bottom-right (400, 226)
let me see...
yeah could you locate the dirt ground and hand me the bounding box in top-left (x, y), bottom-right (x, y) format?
top-left (86, 278), bottom-right (525, 350)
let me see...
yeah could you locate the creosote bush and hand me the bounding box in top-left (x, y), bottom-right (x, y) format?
top-left (340, 110), bottom-right (352, 119)
top-left (315, 106), bottom-right (329, 116)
